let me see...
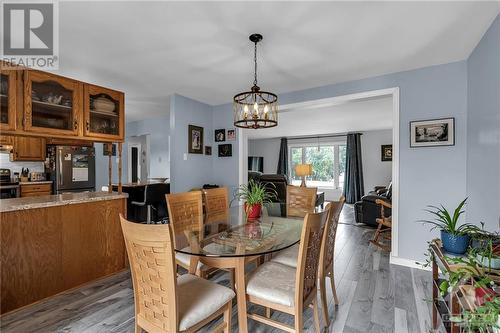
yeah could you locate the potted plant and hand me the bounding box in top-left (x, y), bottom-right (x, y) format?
top-left (235, 179), bottom-right (277, 219)
top-left (419, 198), bottom-right (479, 254)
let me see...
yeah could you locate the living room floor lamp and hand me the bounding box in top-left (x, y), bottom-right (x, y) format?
top-left (295, 164), bottom-right (312, 187)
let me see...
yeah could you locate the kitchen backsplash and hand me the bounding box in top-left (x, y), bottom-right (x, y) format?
top-left (0, 153), bottom-right (45, 176)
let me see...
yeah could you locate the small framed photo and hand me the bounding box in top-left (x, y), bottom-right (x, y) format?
top-left (381, 144), bottom-right (392, 161)
top-left (103, 143), bottom-right (116, 156)
top-left (410, 118), bottom-right (455, 147)
top-left (205, 146), bottom-right (212, 156)
top-left (188, 125), bottom-right (204, 154)
top-left (218, 144), bottom-right (232, 157)
top-left (226, 128), bottom-right (236, 141)
top-left (215, 129), bottom-right (225, 142)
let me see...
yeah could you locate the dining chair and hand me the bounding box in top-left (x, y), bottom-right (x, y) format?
top-left (317, 195), bottom-right (344, 327)
top-left (245, 208), bottom-right (330, 332)
top-left (286, 185), bottom-right (317, 218)
top-left (203, 187), bottom-right (229, 224)
top-left (271, 196), bottom-right (345, 328)
top-left (369, 199), bottom-right (392, 252)
top-left (119, 215), bottom-right (235, 333)
top-left (166, 191), bottom-right (209, 277)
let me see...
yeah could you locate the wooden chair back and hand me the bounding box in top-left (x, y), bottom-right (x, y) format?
top-left (294, 207), bottom-right (329, 310)
top-left (286, 185), bottom-right (317, 218)
top-left (166, 191), bottom-right (204, 244)
top-left (120, 215), bottom-right (178, 333)
top-left (331, 195), bottom-right (345, 224)
top-left (203, 187), bottom-right (229, 224)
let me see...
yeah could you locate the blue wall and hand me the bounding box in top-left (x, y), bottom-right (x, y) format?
top-left (213, 61), bottom-right (469, 262)
top-left (127, 115), bottom-right (171, 179)
top-left (467, 14), bottom-right (500, 230)
top-left (169, 94), bottom-right (214, 192)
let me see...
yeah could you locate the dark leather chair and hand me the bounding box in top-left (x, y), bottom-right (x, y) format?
top-left (354, 183), bottom-right (392, 227)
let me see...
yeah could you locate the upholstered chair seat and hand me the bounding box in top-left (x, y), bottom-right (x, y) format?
top-left (246, 261), bottom-right (296, 307)
top-left (177, 274), bottom-right (235, 331)
top-left (270, 244), bottom-right (299, 268)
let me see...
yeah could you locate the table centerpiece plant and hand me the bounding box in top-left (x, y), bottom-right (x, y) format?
top-left (235, 179), bottom-right (277, 219)
top-left (419, 198), bottom-right (479, 254)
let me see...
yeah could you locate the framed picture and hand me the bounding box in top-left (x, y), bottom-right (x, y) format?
top-left (205, 146), bottom-right (212, 156)
top-left (215, 129), bottom-right (225, 142)
top-left (103, 143), bottom-right (116, 156)
top-left (226, 128), bottom-right (236, 141)
top-left (218, 144), bottom-right (232, 157)
top-left (188, 125), bottom-right (204, 154)
top-left (381, 144), bottom-right (392, 161)
top-left (410, 118), bottom-right (455, 147)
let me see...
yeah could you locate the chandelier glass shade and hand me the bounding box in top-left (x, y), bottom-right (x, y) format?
top-left (233, 34), bottom-right (278, 129)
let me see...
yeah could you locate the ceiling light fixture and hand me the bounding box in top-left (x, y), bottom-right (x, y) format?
top-left (233, 33), bottom-right (278, 129)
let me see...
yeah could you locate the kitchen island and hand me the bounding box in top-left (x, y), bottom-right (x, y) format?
top-left (0, 192), bottom-right (128, 314)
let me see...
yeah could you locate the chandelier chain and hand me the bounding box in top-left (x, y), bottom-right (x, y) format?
top-left (253, 41), bottom-right (258, 87)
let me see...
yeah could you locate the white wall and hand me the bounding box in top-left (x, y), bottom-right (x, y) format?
top-left (361, 129), bottom-right (393, 193)
top-left (0, 153), bottom-right (45, 174)
top-left (247, 138), bottom-right (281, 174)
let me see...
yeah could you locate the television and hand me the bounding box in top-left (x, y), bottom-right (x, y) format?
top-left (248, 156), bottom-right (264, 173)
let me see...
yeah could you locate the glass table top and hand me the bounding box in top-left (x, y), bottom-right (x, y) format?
top-left (173, 203), bottom-right (308, 258)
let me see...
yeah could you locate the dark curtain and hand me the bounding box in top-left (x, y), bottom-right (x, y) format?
top-left (276, 138), bottom-right (288, 176)
top-left (343, 133), bottom-right (364, 204)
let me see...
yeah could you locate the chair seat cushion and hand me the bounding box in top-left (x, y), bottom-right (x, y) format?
top-left (177, 274), bottom-right (235, 331)
top-left (246, 262), bottom-right (296, 307)
top-left (176, 246), bottom-right (205, 271)
top-left (270, 244), bottom-right (299, 268)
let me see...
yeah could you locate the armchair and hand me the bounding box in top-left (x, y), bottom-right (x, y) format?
top-left (354, 183), bottom-right (392, 227)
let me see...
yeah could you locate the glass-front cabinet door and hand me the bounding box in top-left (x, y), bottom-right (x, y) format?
top-left (0, 69), bottom-right (17, 131)
top-left (84, 84), bottom-right (124, 141)
top-left (24, 71), bottom-right (81, 136)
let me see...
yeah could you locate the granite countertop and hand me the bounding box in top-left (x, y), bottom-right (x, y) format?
top-left (0, 191), bottom-right (128, 213)
top-left (19, 181), bottom-right (53, 185)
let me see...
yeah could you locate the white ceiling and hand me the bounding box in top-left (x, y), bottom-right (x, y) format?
top-left (56, 1), bottom-right (500, 122)
top-left (245, 95), bottom-right (394, 139)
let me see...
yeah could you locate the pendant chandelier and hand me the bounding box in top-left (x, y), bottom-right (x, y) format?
top-left (233, 34), bottom-right (278, 129)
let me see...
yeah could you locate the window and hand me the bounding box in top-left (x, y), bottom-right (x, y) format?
top-left (289, 142), bottom-right (346, 189)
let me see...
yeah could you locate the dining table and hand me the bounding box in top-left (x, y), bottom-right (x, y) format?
top-left (173, 203), bottom-right (306, 333)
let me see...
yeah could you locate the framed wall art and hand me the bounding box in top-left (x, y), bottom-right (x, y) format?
top-left (188, 125), bottom-right (204, 154)
top-left (410, 118), bottom-right (455, 147)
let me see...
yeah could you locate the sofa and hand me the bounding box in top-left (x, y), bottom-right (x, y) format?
top-left (354, 183), bottom-right (392, 227)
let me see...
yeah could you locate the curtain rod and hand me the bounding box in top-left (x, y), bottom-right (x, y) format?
top-left (286, 133), bottom-right (361, 141)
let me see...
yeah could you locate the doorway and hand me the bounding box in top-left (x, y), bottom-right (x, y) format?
top-left (130, 144), bottom-right (141, 183)
top-left (127, 134), bottom-right (150, 183)
top-left (239, 87), bottom-right (400, 257)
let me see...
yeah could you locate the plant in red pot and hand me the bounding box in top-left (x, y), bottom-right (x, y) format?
top-left (235, 179), bottom-right (277, 220)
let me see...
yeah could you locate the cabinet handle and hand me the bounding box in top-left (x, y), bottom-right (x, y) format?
top-left (86, 121), bottom-right (89, 131)
top-left (74, 120), bottom-right (78, 130)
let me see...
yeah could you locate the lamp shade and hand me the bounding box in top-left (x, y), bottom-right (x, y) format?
top-left (295, 164), bottom-right (313, 177)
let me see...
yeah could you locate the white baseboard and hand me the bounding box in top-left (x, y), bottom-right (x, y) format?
top-left (390, 255), bottom-right (431, 271)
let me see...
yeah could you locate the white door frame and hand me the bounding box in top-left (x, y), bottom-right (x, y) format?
top-left (238, 87), bottom-right (400, 257)
top-left (128, 143), bottom-right (142, 183)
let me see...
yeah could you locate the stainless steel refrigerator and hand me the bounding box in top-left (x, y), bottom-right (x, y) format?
top-left (48, 146), bottom-right (96, 194)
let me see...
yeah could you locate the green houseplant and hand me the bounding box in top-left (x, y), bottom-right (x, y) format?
top-left (419, 198), bottom-right (478, 254)
top-left (235, 179), bottom-right (277, 219)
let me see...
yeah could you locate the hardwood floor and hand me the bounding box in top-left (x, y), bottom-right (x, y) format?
top-left (0, 206), bottom-right (436, 333)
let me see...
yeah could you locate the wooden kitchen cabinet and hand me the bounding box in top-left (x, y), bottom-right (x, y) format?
top-left (83, 84), bottom-right (124, 141)
top-left (23, 70), bottom-right (82, 136)
top-left (0, 68), bottom-right (17, 131)
top-left (20, 183), bottom-right (52, 197)
top-left (11, 136), bottom-right (46, 161)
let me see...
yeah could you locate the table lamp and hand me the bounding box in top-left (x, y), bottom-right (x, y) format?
top-left (295, 164), bottom-right (312, 187)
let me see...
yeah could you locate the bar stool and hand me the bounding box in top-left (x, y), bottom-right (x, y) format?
top-left (131, 183), bottom-right (170, 223)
